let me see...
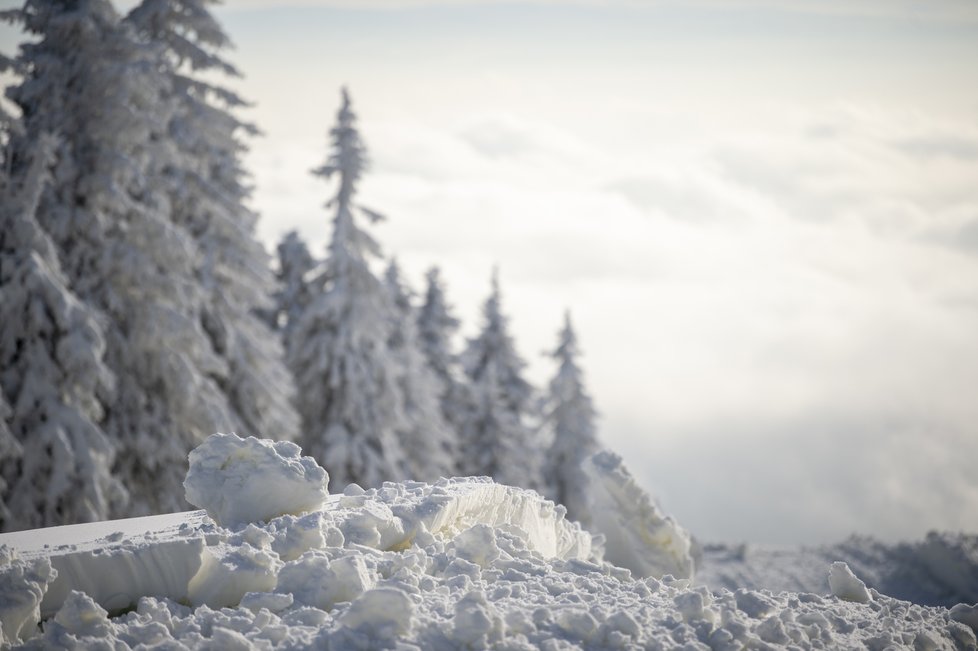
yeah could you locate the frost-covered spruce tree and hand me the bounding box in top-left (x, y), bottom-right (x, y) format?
top-left (3, 0), bottom-right (233, 516)
top-left (0, 395), bottom-right (18, 526)
top-left (460, 271), bottom-right (543, 490)
top-left (417, 266), bottom-right (470, 446)
top-left (542, 311), bottom-right (599, 524)
top-left (126, 0), bottom-right (299, 444)
top-left (384, 261), bottom-right (457, 480)
top-left (271, 230), bottom-right (317, 338)
top-left (0, 133), bottom-right (124, 531)
top-left (288, 89), bottom-right (408, 490)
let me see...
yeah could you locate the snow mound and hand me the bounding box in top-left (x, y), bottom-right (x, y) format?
top-left (698, 531), bottom-right (978, 608)
top-left (184, 433), bottom-right (328, 527)
top-left (3, 436), bottom-right (975, 649)
top-left (581, 449), bottom-right (694, 579)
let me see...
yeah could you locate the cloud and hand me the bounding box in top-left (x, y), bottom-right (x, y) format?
top-left (247, 76), bottom-right (978, 543)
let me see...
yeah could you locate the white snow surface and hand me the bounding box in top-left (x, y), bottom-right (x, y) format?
top-left (582, 450), bottom-right (695, 580)
top-left (183, 433), bottom-right (328, 527)
top-left (2, 436), bottom-right (977, 649)
top-left (697, 532), bottom-right (978, 608)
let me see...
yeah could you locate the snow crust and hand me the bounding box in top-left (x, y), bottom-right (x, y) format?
top-left (183, 433), bottom-right (328, 527)
top-left (582, 450), bottom-right (694, 579)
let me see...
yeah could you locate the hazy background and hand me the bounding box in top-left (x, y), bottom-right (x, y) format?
top-left (4, 0), bottom-right (978, 544)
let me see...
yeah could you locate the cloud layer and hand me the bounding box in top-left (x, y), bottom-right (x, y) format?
top-left (226, 1), bottom-right (978, 544)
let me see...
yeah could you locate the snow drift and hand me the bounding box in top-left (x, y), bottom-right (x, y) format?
top-left (1, 433), bottom-right (976, 649)
top-left (698, 532), bottom-right (978, 609)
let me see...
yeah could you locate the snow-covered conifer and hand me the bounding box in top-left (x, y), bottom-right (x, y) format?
top-left (272, 230), bottom-right (317, 337)
top-left (0, 133), bottom-right (124, 531)
top-left (126, 0), bottom-right (300, 444)
top-left (460, 271), bottom-right (543, 489)
top-left (542, 312), bottom-right (599, 523)
top-left (288, 89), bottom-right (408, 490)
top-left (3, 0), bottom-right (233, 516)
top-left (417, 267), bottom-right (469, 439)
top-left (384, 261), bottom-right (457, 480)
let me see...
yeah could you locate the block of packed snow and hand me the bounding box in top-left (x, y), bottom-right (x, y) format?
top-left (581, 450), bottom-right (694, 579)
top-left (950, 603), bottom-right (978, 633)
top-left (40, 536), bottom-right (206, 621)
top-left (187, 543), bottom-right (282, 608)
top-left (390, 477), bottom-right (593, 561)
top-left (0, 551), bottom-right (55, 644)
top-left (0, 512), bottom-right (210, 622)
top-left (277, 551), bottom-right (376, 610)
top-left (829, 561), bottom-right (872, 603)
top-left (184, 433), bottom-right (329, 528)
top-left (339, 587), bottom-right (414, 637)
top-left (50, 591), bottom-right (112, 638)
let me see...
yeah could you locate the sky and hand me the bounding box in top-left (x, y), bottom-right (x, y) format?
top-left (4, 0), bottom-right (978, 545)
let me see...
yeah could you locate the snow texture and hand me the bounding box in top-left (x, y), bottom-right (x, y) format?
top-left (581, 450), bottom-right (695, 580)
top-left (1, 435), bottom-right (977, 649)
top-left (697, 531), bottom-right (978, 608)
top-left (183, 433), bottom-right (328, 527)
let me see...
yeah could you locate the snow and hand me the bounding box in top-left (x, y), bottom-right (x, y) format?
top-left (696, 532), bottom-right (978, 608)
top-left (582, 449), bottom-right (694, 580)
top-left (2, 434), bottom-right (977, 649)
top-left (828, 561), bottom-right (872, 603)
top-left (183, 433), bottom-right (328, 528)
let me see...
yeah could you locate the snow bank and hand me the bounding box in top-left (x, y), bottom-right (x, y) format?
top-left (581, 449), bottom-right (695, 579)
top-left (0, 437), bottom-right (591, 622)
top-left (4, 434), bottom-right (976, 649)
top-left (184, 432), bottom-right (329, 527)
top-left (698, 531), bottom-right (978, 608)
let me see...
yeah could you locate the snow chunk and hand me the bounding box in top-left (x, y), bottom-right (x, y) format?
top-left (581, 450), bottom-right (694, 579)
top-left (51, 591), bottom-right (111, 638)
top-left (184, 433), bottom-right (328, 527)
top-left (950, 603), bottom-right (978, 634)
top-left (277, 552), bottom-right (376, 610)
top-left (187, 544), bottom-right (282, 608)
top-left (829, 561), bottom-right (872, 603)
top-left (340, 587), bottom-right (413, 637)
top-left (0, 552), bottom-right (55, 644)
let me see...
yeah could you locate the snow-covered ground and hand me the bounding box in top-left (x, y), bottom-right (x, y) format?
top-left (2, 433), bottom-right (977, 649)
top-left (697, 532), bottom-right (978, 610)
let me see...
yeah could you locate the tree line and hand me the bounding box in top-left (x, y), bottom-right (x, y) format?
top-left (0, 0), bottom-right (599, 532)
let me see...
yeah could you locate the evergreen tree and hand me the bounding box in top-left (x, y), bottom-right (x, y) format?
top-left (0, 132), bottom-right (124, 531)
top-left (126, 0), bottom-right (299, 444)
top-left (0, 395), bottom-right (18, 526)
top-left (272, 230), bottom-right (317, 338)
top-left (3, 0), bottom-right (233, 517)
top-left (384, 261), bottom-right (457, 480)
top-left (288, 89), bottom-right (407, 490)
top-left (460, 271), bottom-right (543, 490)
top-left (417, 266), bottom-right (469, 442)
top-left (542, 311), bottom-right (599, 523)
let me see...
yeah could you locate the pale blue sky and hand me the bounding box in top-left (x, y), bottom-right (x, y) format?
top-left (3, 0), bottom-right (978, 544)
